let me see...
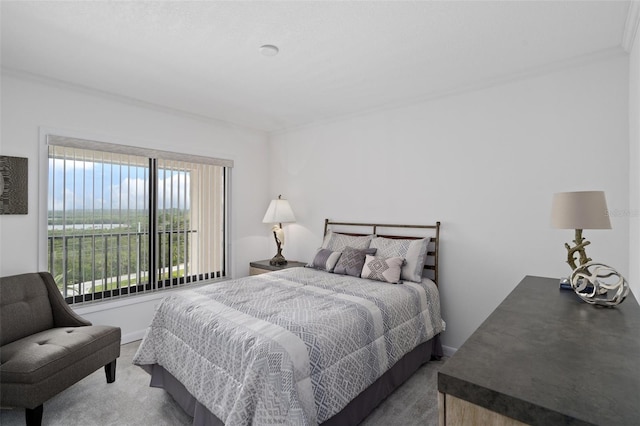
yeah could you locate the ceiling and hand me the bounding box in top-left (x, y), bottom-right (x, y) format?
top-left (0, 1), bottom-right (633, 133)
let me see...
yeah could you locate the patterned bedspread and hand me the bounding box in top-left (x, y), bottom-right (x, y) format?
top-left (133, 267), bottom-right (444, 425)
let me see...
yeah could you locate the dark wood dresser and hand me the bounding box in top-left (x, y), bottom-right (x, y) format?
top-left (438, 275), bottom-right (640, 425)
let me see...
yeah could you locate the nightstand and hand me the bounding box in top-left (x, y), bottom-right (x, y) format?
top-left (249, 259), bottom-right (307, 276)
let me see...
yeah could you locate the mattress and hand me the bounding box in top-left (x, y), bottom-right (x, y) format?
top-left (133, 267), bottom-right (445, 425)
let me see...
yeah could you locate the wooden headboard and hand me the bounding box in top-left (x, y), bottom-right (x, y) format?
top-left (323, 219), bottom-right (441, 286)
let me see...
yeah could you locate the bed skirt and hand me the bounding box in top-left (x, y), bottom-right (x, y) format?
top-left (142, 334), bottom-right (442, 426)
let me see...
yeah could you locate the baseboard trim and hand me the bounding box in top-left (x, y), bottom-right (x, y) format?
top-left (122, 330), bottom-right (146, 344)
top-left (442, 345), bottom-right (457, 358)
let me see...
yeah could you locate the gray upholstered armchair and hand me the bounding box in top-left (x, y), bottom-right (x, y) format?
top-left (0, 272), bottom-right (121, 426)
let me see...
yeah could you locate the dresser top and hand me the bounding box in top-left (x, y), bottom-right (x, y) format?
top-left (250, 259), bottom-right (307, 271)
top-left (438, 275), bottom-right (640, 425)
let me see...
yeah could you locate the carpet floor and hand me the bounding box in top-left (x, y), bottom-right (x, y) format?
top-left (1, 340), bottom-right (444, 425)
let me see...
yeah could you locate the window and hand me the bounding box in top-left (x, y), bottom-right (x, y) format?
top-left (45, 135), bottom-right (231, 304)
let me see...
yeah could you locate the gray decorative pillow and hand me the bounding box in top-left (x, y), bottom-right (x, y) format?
top-left (361, 255), bottom-right (404, 284)
top-left (322, 230), bottom-right (374, 252)
top-left (370, 237), bottom-right (430, 283)
top-left (334, 247), bottom-right (377, 276)
top-left (307, 248), bottom-right (342, 272)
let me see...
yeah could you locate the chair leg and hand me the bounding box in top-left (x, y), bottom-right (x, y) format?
top-left (25, 404), bottom-right (43, 426)
top-left (104, 359), bottom-right (117, 383)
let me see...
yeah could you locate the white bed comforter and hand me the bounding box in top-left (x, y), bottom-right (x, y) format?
top-left (133, 267), bottom-right (444, 425)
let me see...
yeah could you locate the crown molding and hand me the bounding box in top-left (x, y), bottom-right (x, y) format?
top-left (270, 47), bottom-right (627, 136)
top-left (623, 1), bottom-right (640, 53)
top-left (0, 66), bottom-right (267, 135)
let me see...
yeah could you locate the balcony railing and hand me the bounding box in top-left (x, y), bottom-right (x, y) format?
top-left (48, 229), bottom-right (203, 304)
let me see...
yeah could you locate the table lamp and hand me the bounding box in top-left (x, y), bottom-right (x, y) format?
top-left (550, 191), bottom-right (611, 270)
top-left (262, 195), bottom-right (296, 265)
top-left (550, 191), bottom-right (628, 306)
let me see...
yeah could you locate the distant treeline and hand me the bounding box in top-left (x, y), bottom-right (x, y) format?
top-left (48, 209), bottom-right (187, 226)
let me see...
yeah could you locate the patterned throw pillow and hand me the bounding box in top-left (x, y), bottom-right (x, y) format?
top-left (321, 230), bottom-right (373, 252)
top-left (334, 247), bottom-right (377, 276)
top-left (307, 248), bottom-right (342, 272)
top-left (370, 237), bottom-right (430, 283)
top-left (361, 255), bottom-right (404, 284)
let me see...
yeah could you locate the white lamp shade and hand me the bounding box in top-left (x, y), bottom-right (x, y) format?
top-left (262, 198), bottom-right (296, 224)
top-left (551, 191), bottom-right (611, 230)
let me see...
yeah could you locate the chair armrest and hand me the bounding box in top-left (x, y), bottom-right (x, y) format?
top-left (40, 272), bottom-right (92, 327)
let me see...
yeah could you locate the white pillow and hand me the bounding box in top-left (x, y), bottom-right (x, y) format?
top-left (321, 230), bottom-right (374, 252)
top-left (369, 237), bottom-right (430, 282)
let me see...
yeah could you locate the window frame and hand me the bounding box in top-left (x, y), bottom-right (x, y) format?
top-left (38, 128), bottom-right (233, 305)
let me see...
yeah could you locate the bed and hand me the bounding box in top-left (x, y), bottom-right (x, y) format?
top-left (133, 220), bottom-right (445, 425)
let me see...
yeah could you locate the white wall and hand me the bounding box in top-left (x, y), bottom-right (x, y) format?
top-left (0, 73), bottom-right (271, 342)
top-left (0, 55), bottom-right (633, 351)
top-left (629, 11), bottom-right (640, 300)
top-left (268, 55), bottom-right (630, 351)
